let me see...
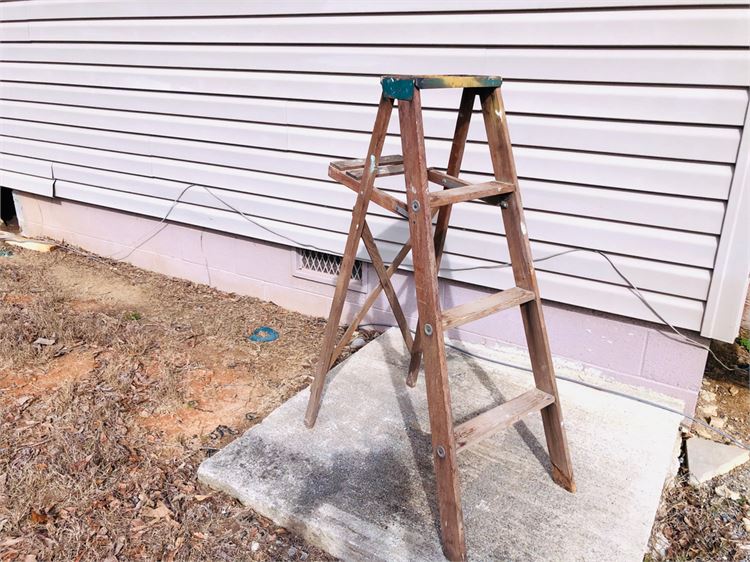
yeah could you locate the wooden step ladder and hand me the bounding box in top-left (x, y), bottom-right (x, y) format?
top-left (304, 75), bottom-right (575, 562)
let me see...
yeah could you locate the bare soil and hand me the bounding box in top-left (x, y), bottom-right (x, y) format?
top-left (0, 245), bottom-right (341, 561)
top-left (3, 241), bottom-right (749, 561)
top-left (647, 333), bottom-right (750, 562)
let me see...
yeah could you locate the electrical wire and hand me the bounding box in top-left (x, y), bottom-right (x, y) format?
top-left (56, 180), bottom-right (741, 375)
top-left (355, 323), bottom-right (750, 451)
top-left (49, 180), bottom-right (747, 447)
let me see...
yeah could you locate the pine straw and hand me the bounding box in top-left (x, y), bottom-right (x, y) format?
top-left (0, 247), bottom-right (335, 561)
top-left (648, 473), bottom-right (749, 562)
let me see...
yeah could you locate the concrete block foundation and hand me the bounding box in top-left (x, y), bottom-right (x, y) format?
top-left (16, 193), bottom-right (707, 413)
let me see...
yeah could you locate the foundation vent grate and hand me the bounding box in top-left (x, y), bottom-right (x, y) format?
top-left (297, 249), bottom-right (363, 281)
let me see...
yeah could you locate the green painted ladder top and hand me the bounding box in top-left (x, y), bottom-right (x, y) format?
top-left (380, 74), bottom-right (503, 100)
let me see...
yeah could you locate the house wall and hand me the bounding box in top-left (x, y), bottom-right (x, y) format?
top-left (16, 192), bottom-right (707, 413)
top-left (1, 1), bottom-right (749, 342)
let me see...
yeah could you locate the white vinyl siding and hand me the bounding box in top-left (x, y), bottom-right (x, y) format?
top-left (1, 1), bottom-right (748, 338)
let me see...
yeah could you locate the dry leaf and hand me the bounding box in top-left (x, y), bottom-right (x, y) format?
top-left (141, 501), bottom-right (172, 520)
top-left (30, 510), bottom-right (48, 525)
top-left (0, 537), bottom-right (24, 547)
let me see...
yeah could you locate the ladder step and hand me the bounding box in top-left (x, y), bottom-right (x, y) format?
top-left (331, 154), bottom-right (403, 171)
top-left (442, 287), bottom-right (535, 330)
top-left (429, 180), bottom-right (514, 208)
top-left (454, 388), bottom-right (555, 452)
top-left (330, 154), bottom-right (405, 180)
top-left (348, 162), bottom-right (404, 181)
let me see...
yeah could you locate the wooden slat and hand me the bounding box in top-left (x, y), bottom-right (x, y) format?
top-left (305, 94), bottom-right (394, 428)
top-left (428, 168), bottom-right (471, 189)
top-left (408, 87), bottom-right (477, 388)
top-left (348, 162), bottom-right (404, 180)
top-left (330, 153), bottom-right (402, 171)
top-left (454, 389), bottom-right (555, 452)
top-left (328, 165), bottom-right (408, 218)
top-left (442, 287), bottom-right (535, 330)
top-left (428, 181), bottom-right (514, 208)
top-left (399, 87), bottom-right (466, 561)
top-left (328, 239), bottom-right (413, 369)
top-left (481, 86), bottom-right (575, 492)
top-left (361, 221), bottom-right (413, 352)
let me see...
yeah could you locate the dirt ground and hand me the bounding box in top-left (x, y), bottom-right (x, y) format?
top-left (2, 240), bottom-right (749, 561)
top-left (647, 333), bottom-right (750, 562)
top-left (0, 244), bottom-right (349, 561)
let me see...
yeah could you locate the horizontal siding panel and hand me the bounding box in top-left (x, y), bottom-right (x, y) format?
top-left (0, 168), bottom-right (52, 196)
top-left (39, 178), bottom-right (706, 330)
top-left (44, 163), bottom-right (714, 270)
top-left (0, 152), bottom-right (53, 177)
top-left (0, 2), bottom-right (743, 334)
top-left (0, 112), bottom-right (733, 199)
top-left (2, 45), bottom-right (748, 86)
top-left (2, 64), bottom-right (746, 125)
top-left (1, 85), bottom-right (739, 162)
top-left (3, 1), bottom-right (748, 21)
top-left (0, 140), bottom-right (725, 235)
top-left (0, 150), bottom-right (716, 274)
top-left (4, 9), bottom-right (748, 46)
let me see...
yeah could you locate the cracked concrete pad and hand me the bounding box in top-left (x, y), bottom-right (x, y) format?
top-left (198, 328), bottom-right (682, 561)
top-left (687, 436), bottom-right (750, 485)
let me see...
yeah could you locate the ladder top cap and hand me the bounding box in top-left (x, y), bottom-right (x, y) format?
top-left (380, 74), bottom-right (502, 100)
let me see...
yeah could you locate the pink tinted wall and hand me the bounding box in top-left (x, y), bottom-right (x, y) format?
top-left (17, 193), bottom-right (706, 413)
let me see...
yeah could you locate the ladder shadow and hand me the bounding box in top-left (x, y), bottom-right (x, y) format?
top-left (452, 352), bottom-right (552, 478)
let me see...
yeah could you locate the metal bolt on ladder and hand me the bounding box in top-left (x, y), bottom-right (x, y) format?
top-left (304, 75), bottom-right (576, 562)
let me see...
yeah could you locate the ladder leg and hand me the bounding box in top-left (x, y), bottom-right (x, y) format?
top-left (479, 87), bottom-right (576, 492)
top-left (399, 90), bottom-right (466, 562)
top-left (305, 94), bottom-right (394, 429)
top-left (407, 88), bottom-right (477, 388)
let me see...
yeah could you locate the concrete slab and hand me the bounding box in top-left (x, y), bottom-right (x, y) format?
top-left (687, 436), bottom-right (750, 485)
top-left (198, 328), bottom-right (683, 561)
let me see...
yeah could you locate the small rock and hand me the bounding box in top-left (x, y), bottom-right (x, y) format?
top-left (300, 552), bottom-right (308, 561)
top-left (702, 390), bottom-right (717, 402)
top-left (701, 404), bottom-right (719, 417)
top-left (32, 337), bottom-right (56, 347)
top-left (350, 337), bottom-right (367, 350)
top-left (687, 436), bottom-right (750, 485)
top-left (729, 386), bottom-right (739, 396)
top-left (251, 541), bottom-right (260, 552)
top-left (710, 416), bottom-right (726, 430)
top-left (287, 546), bottom-right (297, 557)
top-left (715, 485), bottom-right (741, 501)
top-left (743, 517), bottom-right (750, 533)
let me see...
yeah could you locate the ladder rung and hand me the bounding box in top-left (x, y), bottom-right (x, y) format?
top-left (455, 388), bottom-right (554, 452)
top-left (331, 154), bottom-right (403, 172)
top-left (429, 180), bottom-right (514, 208)
top-left (442, 287), bottom-right (535, 330)
top-left (328, 164), bottom-right (408, 218)
top-left (348, 162), bottom-right (405, 181)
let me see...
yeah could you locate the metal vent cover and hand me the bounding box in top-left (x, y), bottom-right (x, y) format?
top-left (294, 249), bottom-right (366, 291)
